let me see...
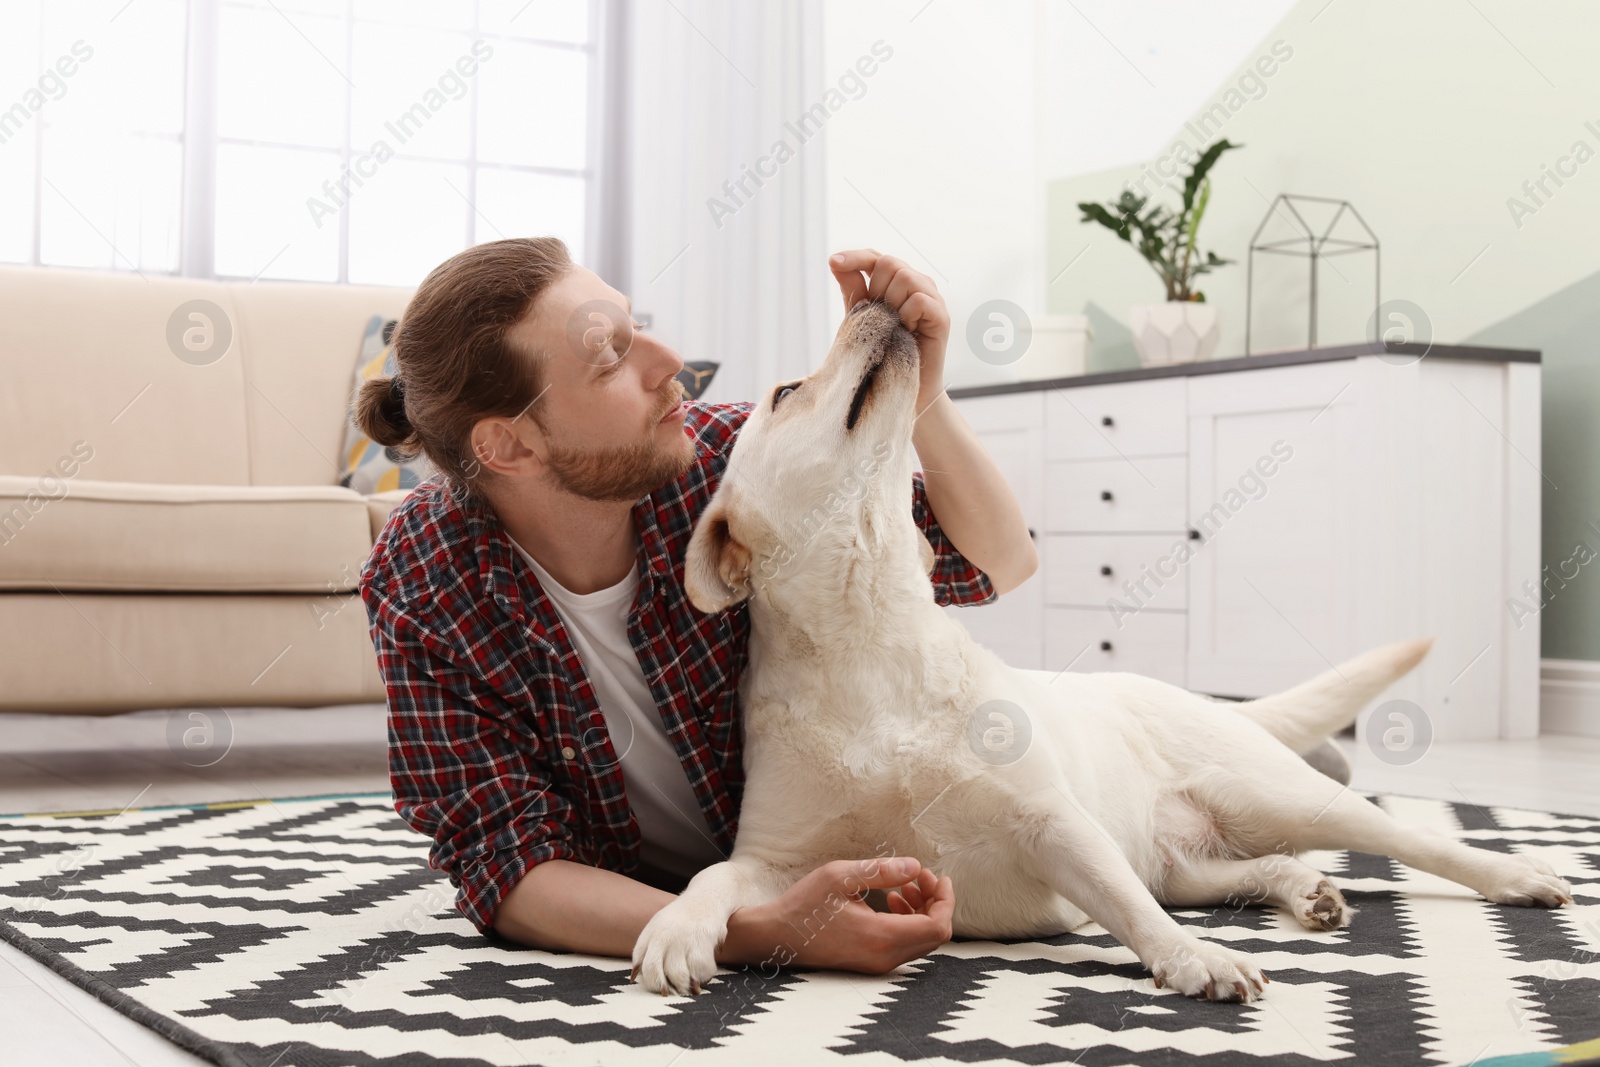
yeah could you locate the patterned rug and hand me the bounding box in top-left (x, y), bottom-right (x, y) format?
top-left (1, 791), bottom-right (1597, 1067)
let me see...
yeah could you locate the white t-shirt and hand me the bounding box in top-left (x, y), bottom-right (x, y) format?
top-left (508, 536), bottom-right (727, 881)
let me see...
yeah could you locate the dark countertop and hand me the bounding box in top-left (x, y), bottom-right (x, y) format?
top-left (946, 341), bottom-right (1541, 399)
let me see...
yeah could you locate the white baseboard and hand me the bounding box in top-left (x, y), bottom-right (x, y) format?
top-left (1541, 658), bottom-right (1600, 737)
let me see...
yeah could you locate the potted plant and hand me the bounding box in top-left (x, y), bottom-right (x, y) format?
top-left (1078, 139), bottom-right (1240, 365)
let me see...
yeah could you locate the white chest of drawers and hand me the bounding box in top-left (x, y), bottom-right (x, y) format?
top-left (947, 344), bottom-right (1542, 742)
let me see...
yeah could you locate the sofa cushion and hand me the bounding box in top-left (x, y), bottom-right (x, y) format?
top-left (0, 476), bottom-right (374, 593)
top-left (227, 280), bottom-right (414, 487)
top-left (339, 316), bottom-right (439, 494)
top-left (0, 265), bottom-right (254, 486)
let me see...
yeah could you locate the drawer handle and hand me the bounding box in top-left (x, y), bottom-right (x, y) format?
top-left (1101, 415), bottom-right (1114, 427)
top-left (1188, 528), bottom-right (1201, 541)
top-left (1028, 526), bottom-right (1037, 541)
top-left (1100, 640), bottom-right (1113, 652)
top-left (1100, 490), bottom-right (1114, 502)
top-left (1100, 565), bottom-right (1113, 576)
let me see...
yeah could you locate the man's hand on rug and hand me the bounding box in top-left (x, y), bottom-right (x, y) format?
top-left (747, 856), bottom-right (955, 977)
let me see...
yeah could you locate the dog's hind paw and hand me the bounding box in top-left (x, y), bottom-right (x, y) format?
top-left (1293, 878), bottom-right (1354, 931)
top-left (631, 899), bottom-right (726, 997)
top-left (1483, 854), bottom-right (1574, 909)
top-left (1149, 938), bottom-right (1268, 1003)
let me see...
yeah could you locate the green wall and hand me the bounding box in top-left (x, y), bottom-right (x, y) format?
top-left (1469, 271), bottom-right (1600, 661)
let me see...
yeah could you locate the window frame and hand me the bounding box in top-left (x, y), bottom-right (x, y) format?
top-left (10, 0), bottom-right (601, 284)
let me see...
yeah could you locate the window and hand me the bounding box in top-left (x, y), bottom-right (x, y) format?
top-left (0, 0), bottom-right (187, 274)
top-left (0, 0), bottom-right (594, 285)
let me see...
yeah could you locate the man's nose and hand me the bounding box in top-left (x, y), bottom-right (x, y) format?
top-left (641, 331), bottom-right (684, 378)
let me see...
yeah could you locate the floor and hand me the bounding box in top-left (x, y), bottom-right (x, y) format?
top-left (2, 704), bottom-right (1598, 1066)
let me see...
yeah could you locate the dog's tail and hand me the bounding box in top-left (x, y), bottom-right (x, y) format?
top-left (1232, 638), bottom-right (1434, 754)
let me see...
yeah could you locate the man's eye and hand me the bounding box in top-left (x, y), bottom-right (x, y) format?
top-left (773, 383), bottom-right (798, 408)
top-left (600, 327), bottom-right (638, 368)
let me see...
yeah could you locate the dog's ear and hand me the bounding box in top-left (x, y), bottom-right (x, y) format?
top-left (917, 528), bottom-right (935, 574)
top-left (684, 493), bottom-right (753, 613)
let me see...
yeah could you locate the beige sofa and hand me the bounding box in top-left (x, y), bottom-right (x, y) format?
top-left (0, 264), bottom-right (417, 714)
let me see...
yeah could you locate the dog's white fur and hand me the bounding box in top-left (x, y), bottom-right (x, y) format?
top-left (630, 300), bottom-right (1573, 1000)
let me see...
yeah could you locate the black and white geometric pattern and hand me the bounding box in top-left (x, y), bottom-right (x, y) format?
top-left (2, 792), bottom-right (1597, 1067)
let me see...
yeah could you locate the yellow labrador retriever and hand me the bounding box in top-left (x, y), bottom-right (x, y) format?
top-left (630, 299), bottom-right (1572, 1000)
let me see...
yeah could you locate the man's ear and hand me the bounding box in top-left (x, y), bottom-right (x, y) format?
top-left (917, 528), bottom-right (935, 574)
top-left (684, 492), bottom-right (753, 613)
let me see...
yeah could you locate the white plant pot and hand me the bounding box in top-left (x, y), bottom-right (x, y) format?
top-left (1129, 301), bottom-right (1221, 366)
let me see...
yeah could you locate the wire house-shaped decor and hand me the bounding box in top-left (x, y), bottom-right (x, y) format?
top-left (1245, 195), bottom-right (1379, 355)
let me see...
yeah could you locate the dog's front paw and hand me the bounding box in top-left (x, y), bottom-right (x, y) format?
top-left (1483, 854), bottom-right (1573, 909)
top-left (1149, 938), bottom-right (1268, 1003)
top-left (630, 899), bottom-right (727, 996)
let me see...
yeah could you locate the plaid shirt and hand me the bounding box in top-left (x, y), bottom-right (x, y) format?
top-left (359, 400), bottom-right (997, 934)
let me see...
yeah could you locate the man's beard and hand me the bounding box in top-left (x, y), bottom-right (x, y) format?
top-left (543, 395), bottom-right (694, 502)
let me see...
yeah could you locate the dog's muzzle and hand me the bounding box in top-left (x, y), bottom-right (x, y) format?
top-left (845, 302), bottom-right (916, 431)
top-left (846, 353), bottom-right (884, 431)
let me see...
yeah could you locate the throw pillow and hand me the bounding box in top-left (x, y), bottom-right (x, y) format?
top-left (340, 315), bottom-right (438, 494)
top-left (676, 360), bottom-right (719, 399)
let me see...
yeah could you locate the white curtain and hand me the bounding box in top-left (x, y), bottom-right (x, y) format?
top-left (605, 0), bottom-right (831, 405)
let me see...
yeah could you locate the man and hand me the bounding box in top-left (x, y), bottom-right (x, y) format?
top-left (358, 237), bottom-right (1038, 979)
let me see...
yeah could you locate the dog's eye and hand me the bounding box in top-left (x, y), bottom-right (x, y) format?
top-left (772, 383), bottom-right (799, 409)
